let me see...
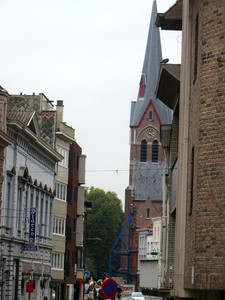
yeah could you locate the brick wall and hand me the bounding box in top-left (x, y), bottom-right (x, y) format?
top-left (185, 0), bottom-right (225, 290)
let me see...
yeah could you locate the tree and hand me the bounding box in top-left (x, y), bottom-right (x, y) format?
top-left (85, 255), bottom-right (97, 280)
top-left (85, 187), bottom-right (124, 279)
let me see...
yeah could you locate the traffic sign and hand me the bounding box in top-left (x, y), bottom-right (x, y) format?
top-left (23, 245), bottom-right (37, 251)
top-left (84, 271), bottom-right (90, 278)
top-left (150, 249), bottom-right (158, 257)
top-left (101, 278), bottom-right (117, 299)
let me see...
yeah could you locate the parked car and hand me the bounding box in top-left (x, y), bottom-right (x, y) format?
top-left (130, 292), bottom-right (145, 300)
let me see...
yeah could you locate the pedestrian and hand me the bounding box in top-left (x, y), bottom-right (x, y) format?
top-left (89, 285), bottom-right (94, 300)
top-left (102, 272), bottom-right (106, 281)
top-left (98, 289), bottom-right (103, 300)
top-left (117, 284), bottom-right (122, 300)
top-left (94, 287), bottom-right (97, 300)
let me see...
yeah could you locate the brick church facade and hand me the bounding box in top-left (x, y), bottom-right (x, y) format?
top-left (124, 0), bottom-right (172, 289)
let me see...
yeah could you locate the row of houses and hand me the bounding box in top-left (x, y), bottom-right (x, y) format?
top-left (124, 0), bottom-right (225, 299)
top-left (0, 89), bottom-right (89, 300)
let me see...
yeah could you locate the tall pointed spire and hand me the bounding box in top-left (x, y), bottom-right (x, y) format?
top-left (130, 0), bottom-right (172, 127)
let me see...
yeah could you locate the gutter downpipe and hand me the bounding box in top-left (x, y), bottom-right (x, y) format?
top-left (162, 156), bottom-right (168, 288)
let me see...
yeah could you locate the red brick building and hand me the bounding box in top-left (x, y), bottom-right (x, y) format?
top-left (156, 0), bottom-right (225, 298)
top-left (63, 141), bottom-right (88, 300)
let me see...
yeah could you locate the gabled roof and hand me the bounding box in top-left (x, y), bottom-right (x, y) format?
top-left (152, 200), bottom-right (163, 214)
top-left (130, 0), bottom-right (172, 128)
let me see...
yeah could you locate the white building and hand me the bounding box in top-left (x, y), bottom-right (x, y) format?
top-left (1, 95), bottom-right (62, 300)
top-left (138, 217), bottom-right (162, 290)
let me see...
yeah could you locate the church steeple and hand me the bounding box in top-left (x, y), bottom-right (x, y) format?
top-left (130, 0), bottom-right (172, 127)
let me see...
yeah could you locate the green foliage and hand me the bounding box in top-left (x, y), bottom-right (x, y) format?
top-left (85, 187), bottom-right (124, 278)
top-left (85, 255), bottom-right (97, 279)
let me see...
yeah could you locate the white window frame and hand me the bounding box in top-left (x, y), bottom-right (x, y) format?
top-left (52, 252), bottom-right (64, 269)
top-left (53, 217), bottom-right (65, 235)
top-left (55, 181), bottom-right (67, 201)
top-left (57, 146), bottom-right (68, 167)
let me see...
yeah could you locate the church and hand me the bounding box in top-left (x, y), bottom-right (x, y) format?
top-left (124, 0), bottom-right (172, 289)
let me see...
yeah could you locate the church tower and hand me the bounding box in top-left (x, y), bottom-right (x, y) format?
top-left (124, 0), bottom-right (172, 287)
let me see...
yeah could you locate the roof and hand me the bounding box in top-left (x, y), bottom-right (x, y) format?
top-left (155, 0), bottom-right (182, 30)
top-left (7, 110), bottom-right (35, 126)
top-left (156, 64), bottom-right (181, 110)
top-left (152, 200), bottom-right (163, 214)
top-left (7, 109), bottom-right (63, 162)
top-left (130, 0), bottom-right (172, 127)
top-left (138, 219), bottom-right (153, 230)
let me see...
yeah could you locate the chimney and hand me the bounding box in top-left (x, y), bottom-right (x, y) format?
top-left (56, 100), bottom-right (64, 127)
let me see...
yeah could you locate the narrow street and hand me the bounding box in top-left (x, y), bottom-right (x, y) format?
top-left (145, 296), bottom-right (163, 300)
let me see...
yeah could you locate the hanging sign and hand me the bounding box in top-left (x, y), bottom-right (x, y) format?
top-left (29, 208), bottom-right (36, 245)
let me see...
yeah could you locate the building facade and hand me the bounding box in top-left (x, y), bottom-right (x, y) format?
top-left (155, 0), bottom-right (225, 299)
top-left (1, 105), bottom-right (62, 300)
top-left (138, 216), bottom-right (162, 290)
top-left (0, 86), bottom-right (14, 243)
top-left (63, 141), bottom-right (87, 300)
top-left (124, 0), bottom-right (172, 290)
top-left (51, 100), bottom-right (76, 299)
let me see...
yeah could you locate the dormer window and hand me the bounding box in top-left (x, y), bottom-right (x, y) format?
top-left (139, 74), bottom-right (146, 98)
top-left (149, 110), bottom-right (153, 121)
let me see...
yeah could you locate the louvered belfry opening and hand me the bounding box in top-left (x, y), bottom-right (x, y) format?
top-left (152, 140), bottom-right (158, 162)
top-left (140, 140), bottom-right (147, 162)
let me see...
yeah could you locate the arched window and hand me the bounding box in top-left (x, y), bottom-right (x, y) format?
top-left (146, 208), bottom-right (150, 218)
top-left (140, 140), bottom-right (147, 162)
top-left (152, 140), bottom-right (158, 162)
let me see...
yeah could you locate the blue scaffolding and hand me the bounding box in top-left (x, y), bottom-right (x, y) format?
top-left (108, 211), bottom-right (132, 284)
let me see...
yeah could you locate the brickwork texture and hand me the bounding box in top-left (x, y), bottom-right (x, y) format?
top-left (185, 0), bottom-right (225, 290)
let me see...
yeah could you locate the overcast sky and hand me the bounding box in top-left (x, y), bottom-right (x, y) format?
top-left (0, 0), bottom-right (181, 209)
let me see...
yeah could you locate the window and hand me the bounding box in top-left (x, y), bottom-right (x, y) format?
top-left (45, 200), bottom-right (48, 236)
top-left (73, 219), bottom-right (76, 232)
top-left (193, 14), bottom-right (199, 84)
top-left (77, 248), bottom-right (83, 268)
top-left (24, 191), bottom-right (29, 232)
top-left (39, 197), bottom-right (44, 235)
top-left (30, 193), bottom-right (34, 209)
top-left (55, 182), bottom-right (67, 201)
top-left (152, 140), bottom-right (158, 162)
top-left (17, 187), bottom-right (22, 229)
top-left (36, 193), bottom-right (39, 224)
top-left (6, 167), bottom-right (15, 227)
top-left (57, 146), bottom-right (69, 167)
top-left (190, 146), bottom-right (195, 214)
top-left (140, 140), bottom-right (147, 162)
top-left (52, 252), bottom-right (64, 269)
top-left (149, 111), bottom-right (153, 120)
top-left (53, 217), bottom-right (66, 235)
top-left (146, 208), bottom-right (150, 218)
top-left (6, 181), bottom-right (11, 226)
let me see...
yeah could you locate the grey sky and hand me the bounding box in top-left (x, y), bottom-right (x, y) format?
top-left (0, 0), bottom-right (181, 208)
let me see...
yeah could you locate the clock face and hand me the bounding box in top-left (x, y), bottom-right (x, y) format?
top-left (145, 128), bottom-right (156, 139)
